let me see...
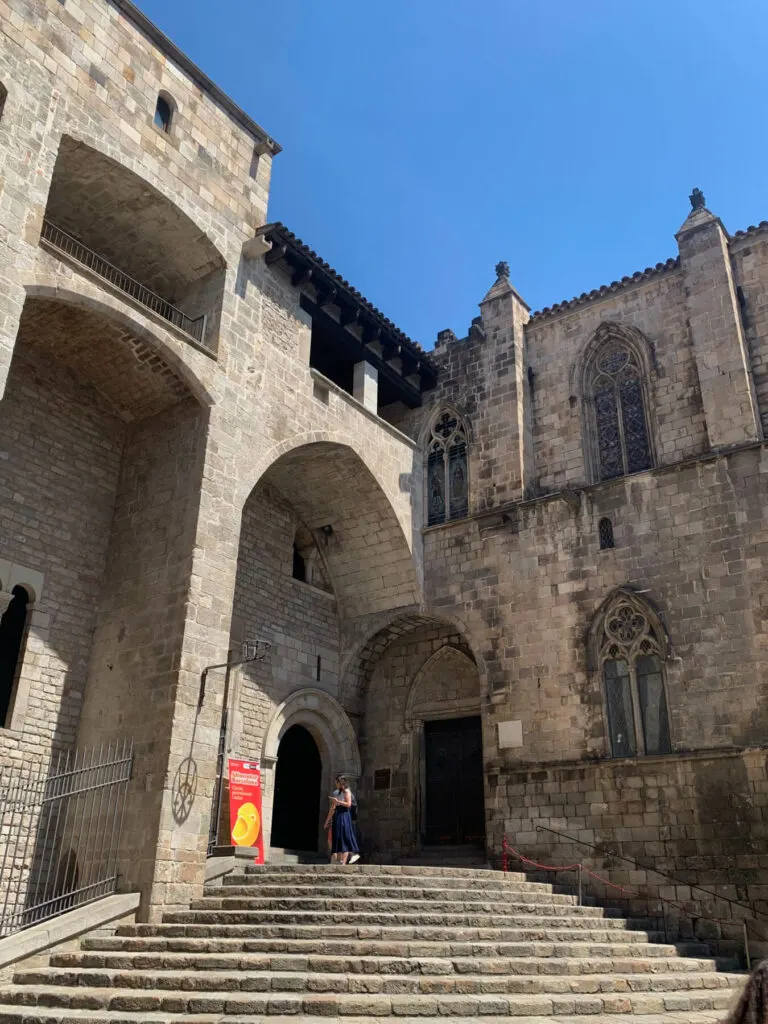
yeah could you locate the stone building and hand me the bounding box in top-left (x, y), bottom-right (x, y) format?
top-left (0, 0), bottom-right (767, 945)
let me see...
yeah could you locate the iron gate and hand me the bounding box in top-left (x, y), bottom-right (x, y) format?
top-left (0, 740), bottom-right (133, 937)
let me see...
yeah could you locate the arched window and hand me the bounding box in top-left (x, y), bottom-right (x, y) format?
top-left (584, 328), bottom-right (653, 481)
top-left (426, 409), bottom-right (469, 526)
top-left (598, 517), bottom-right (615, 550)
top-left (154, 93), bottom-right (173, 133)
top-left (0, 585), bottom-right (31, 728)
top-left (592, 591), bottom-right (671, 758)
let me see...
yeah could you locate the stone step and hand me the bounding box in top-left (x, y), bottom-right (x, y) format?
top-left (219, 874), bottom-right (555, 892)
top-left (267, 848), bottom-right (328, 864)
top-left (163, 910), bottom-right (629, 929)
top-left (48, 948), bottom-right (721, 974)
top-left (244, 863), bottom-right (519, 879)
top-left (119, 921), bottom-right (650, 942)
top-left (0, 1009), bottom-right (733, 1024)
top-left (195, 891), bottom-right (580, 910)
top-left (80, 935), bottom-right (684, 959)
top-left (0, 984), bottom-right (740, 1016)
top-left (14, 966), bottom-right (745, 997)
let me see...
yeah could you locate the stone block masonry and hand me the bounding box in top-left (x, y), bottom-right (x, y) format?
top-left (3, 0), bottom-right (768, 948)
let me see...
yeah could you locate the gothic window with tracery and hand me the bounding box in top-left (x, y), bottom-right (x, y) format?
top-left (427, 410), bottom-right (469, 526)
top-left (596, 594), bottom-right (671, 758)
top-left (589, 340), bottom-right (652, 480)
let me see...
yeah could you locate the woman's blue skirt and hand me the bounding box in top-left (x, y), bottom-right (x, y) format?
top-left (331, 807), bottom-right (359, 854)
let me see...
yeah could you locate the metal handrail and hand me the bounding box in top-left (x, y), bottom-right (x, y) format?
top-left (536, 824), bottom-right (768, 922)
top-left (40, 219), bottom-right (208, 346)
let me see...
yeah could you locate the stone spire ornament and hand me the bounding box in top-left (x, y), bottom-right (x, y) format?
top-left (689, 187), bottom-right (706, 211)
top-left (495, 260), bottom-right (510, 280)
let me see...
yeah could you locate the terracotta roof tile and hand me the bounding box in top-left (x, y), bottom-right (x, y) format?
top-left (258, 223), bottom-right (434, 370)
top-left (530, 258), bottom-right (680, 322)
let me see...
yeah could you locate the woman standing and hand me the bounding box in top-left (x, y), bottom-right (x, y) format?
top-left (324, 775), bottom-right (360, 864)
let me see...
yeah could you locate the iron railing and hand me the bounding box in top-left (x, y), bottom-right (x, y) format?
top-left (40, 219), bottom-right (208, 346)
top-left (0, 740), bottom-right (133, 938)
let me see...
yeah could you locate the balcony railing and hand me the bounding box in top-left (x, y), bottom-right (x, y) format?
top-left (40, 219), bottom-right (208, 347)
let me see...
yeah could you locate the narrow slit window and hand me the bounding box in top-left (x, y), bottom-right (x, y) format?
top-left (154, 95), bottom-right (173, 133)
top-left (599, 517), bottom-right (615, 550)
top-left (292, 544), bottom-right (306, 582)
top-left (0, 83), bottom-right (7, 122)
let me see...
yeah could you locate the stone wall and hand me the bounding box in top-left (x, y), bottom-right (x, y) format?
top-left (0, 344), bottom-right (125, 769)
top-left (495, 748), bottom-right (768, 959)
top-left (76, 398), bottom-right (208, 914)
top-left (229, 482), bottom-right (340, 763)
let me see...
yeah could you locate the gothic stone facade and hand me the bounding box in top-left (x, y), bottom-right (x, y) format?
top-left (0, 0), bottom-right (767, 953)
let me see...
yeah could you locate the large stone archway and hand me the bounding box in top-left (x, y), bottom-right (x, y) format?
top-left (261, 688), bottom-right (360, 855)
top-left (357, 617), bottom-right (486, 858)
top-left (0, 290), bottom-right (209, 916)
top-left (224, 439), bottom-right (421, 856)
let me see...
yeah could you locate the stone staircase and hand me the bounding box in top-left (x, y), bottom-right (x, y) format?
top-left (0, 863), bottom-right (746, 1022)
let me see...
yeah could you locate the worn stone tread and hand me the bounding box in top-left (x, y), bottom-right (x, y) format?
top-left (80, 936), bottom-right (678, 958)
top-left (0, 984), bottom-right (740, 1014)
top-left (10, 966), bottom-right (745, 996)
top-left (51, 950), bottom-right (719, 975)
top-left (0, 1012), bottom-right (732, 1023)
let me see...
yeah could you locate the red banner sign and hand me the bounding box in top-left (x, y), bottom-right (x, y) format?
top-left (228, 758), bottom-right (264, 864)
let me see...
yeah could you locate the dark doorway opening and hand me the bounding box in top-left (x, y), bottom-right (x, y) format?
top-left (0, 585), bottom-right (30, 728)
top-left (424, 715), bottom-right (485, 846)
top-left (271, 724), bottom-right (322, 851)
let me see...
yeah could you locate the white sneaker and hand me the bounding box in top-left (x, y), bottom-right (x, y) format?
top-left (348, 853), bottom-right (360, 864)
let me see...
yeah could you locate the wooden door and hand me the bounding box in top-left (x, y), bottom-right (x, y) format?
top-left (424, 716), bottom-right (485, 846)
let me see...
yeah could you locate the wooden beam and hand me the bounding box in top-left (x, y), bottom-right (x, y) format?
top-left (315, 287), bottom-right (338, 308)
top-left (265, 243), bottom-right (287, 266)
top-left (340, 306), bottom-right (360, 327)
top-left (292, 265), bottom-right (313, 287)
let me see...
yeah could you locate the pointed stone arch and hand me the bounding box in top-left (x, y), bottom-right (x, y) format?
top-left (587, 586), bottom-right (671, 674)
top-left (405, 644), bottom-right (480, 729)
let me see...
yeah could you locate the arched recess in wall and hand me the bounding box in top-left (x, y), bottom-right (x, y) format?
top-left (24, 283), bottom-right (216, 410)
top-left (339, 608), bottom-right (481, 714)
top-left (41, 135), bottom-right (227, 352)
top-left (237, 439), bottom-right (421, 621)
top-left (421, 404), bottom-right (471, 526)
top-left (572, 322), bottom-right (656, 484)
top-left (356, 614), bottom-right (485, 852)
top-left (405, 644), bottom-right (481, 729)
top-left (587, 587), bottom-right (672, 759)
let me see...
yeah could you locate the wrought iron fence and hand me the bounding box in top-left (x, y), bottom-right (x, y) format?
top-left (0, 740), bottom-right (133, 938)
top-left (40, 219), bottom-right (208, 346)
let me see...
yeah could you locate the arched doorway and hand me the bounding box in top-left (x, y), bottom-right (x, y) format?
top-left (0, 584), bottom-right (31, 727)
top-left (356, 618), bottom-right (487, 857)
top-left (270, 725), bottom-right (322, 851)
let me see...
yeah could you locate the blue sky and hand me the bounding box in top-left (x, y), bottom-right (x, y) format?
top-left (139, 0), bottom-right (768, 349)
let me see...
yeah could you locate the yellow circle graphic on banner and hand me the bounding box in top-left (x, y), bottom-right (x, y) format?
top-left (232, 802), bottom-right (260, 847)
